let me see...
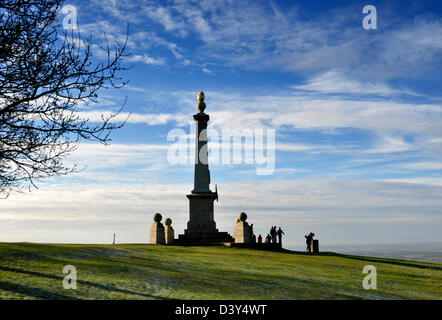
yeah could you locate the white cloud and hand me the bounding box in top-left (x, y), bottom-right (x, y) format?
top-left (124, 85), bottom-right (148, 93)
top-left (293, 70), bottom-right (416, 96)
top-left (144, 4), bottom-right (187, 36)
top-left (1, 179), bottom-right (441, 246)
top-left (126, 54), bottom-right (166, 66)
top-left (201, 67), bottom-right (213, 74)
top-left (380, 178), bottom-right (442, 187)
top-left (90, 0), bottom-right (141, 22)
top-left (77, 110), bottom-right (188, 126)
top-left (394, 162), bottom-right (442, 170)
top-left (366, 135), bottom-right (415, 154)
top-left (162, 1), bottom-right (441, 80)
top-left (79, 0), bottom-right (442, 82)
top-left (373, 17), bottom-right (442, 79)
top-left (72, 89), bottom-right (442, 176)
top-left (168, 90), bottom-right (442, 137)
top-left (65, 143), bottom-right (169, 171)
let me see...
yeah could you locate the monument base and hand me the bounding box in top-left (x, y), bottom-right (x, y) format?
top-left (176, 192), bottom-right (234, 244)
top-left (176, 230), bottom-right (233, 244)
top-left (226, 242), bottom-right (282, 251)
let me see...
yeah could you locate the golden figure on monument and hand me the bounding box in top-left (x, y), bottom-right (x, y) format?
top-left (197, 91), bottom-right (206, 113)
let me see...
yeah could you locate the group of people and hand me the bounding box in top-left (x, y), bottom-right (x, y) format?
top-left (248, 224), bottom-right (315, 251)
top-left (255, 226), bottom-right (285, 245)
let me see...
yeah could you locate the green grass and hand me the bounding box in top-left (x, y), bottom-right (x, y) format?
top-left (0, 243), bottom-right (440, 300)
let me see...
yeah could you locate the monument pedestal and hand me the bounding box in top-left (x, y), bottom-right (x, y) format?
top-left (165, 218), bottom-right (175, 244)
top-left (165, 226), bottom-right (174, 244)
top-left (313, 239), bottom-right (319, 253)
top-left (185, 193), bottom-right (217, 232)
top-left (176, 192), bottom-right (233, 244)
top-left (233, 212), bottom-right (251, 243)
top-left (150, 222), bottom-right (165, 244)
top-left (234, 221), bottom-right (251, 243)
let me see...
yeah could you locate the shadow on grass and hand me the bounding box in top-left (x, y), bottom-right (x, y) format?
top-left (0, 280), bottom-right (77, 300)
top-left (278, 249), bottom-right (442, 271)
top-left (0, 266), bottom-right (171, 300)
top-left (324, 252), bottom-right (442, 271)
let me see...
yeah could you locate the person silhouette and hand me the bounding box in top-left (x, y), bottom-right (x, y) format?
top-left (265, 234), bottom-right (272, 243)
top-left (305, 232), bottom-right (315, 252)
top-left (277, 227), bottom-right (285, 245)
top-left (270, 226), bottom-right (277, 243)
top-left (257, 234), bottom-right (262, 243)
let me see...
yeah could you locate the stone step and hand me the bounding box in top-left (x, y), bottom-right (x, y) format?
top-left (176, 231), bottom-right (234, 244)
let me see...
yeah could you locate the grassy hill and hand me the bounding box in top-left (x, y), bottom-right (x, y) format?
top-left (0, 243), bottom-right (440, 300)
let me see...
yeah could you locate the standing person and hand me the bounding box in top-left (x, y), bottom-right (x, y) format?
top-left (277, 227), bottom-right (285, 245)
top-left (305, 233), bottom-right (311, 252)
top-left (270, 226), bottom-right (277, 243)
top-left (305, 232), bottom-right (315, 252)
top-left (250, 224), bottom-right (254, 242)
top-left (252, 233), bottom-right (256, 244)
top-left (257, 234), bottom-right (262, 243)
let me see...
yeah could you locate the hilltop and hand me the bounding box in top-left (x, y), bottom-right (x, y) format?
top-left (0, 243), bottom-right (440, 299)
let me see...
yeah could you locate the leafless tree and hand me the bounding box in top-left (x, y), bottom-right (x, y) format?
top-left (0, 0), bottom-right (130, 196)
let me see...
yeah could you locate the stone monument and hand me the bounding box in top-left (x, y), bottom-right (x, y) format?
top-left (177, 92), bottom-right (233, 244)
top-left (165, 218), bottom-right (175, 244)
top-left (150, 213), bottom-right (165, 244)
top-left (233, 212), bottom-right (251, 244)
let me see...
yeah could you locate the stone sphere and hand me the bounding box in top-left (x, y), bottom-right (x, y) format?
top-left (165, 218), bottom-right (172, 226)
top-left (237, 212), bottom-right (247, 222)
top-left (153, 213), bottom-right (162, 222)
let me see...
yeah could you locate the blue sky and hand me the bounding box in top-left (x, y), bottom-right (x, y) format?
top-left (1, 0), bottom-right (442, 250)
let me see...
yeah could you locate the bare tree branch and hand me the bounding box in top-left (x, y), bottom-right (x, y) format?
top-left (0, 0), bottom-right (130, 196)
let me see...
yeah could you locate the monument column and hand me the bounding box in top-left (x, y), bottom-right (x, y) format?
top-left (177, 92), bottom-right (233, 244)
top-left (192, 94), bottom-right (211, 193)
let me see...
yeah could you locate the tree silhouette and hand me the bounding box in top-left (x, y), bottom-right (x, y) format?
top-left (0, 0), bottom-right (129, 196)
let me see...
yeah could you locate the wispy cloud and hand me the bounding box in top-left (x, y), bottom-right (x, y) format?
top-left (165, 89), bottom-right (442, 136)
top-left (366, 135), bottom-right (415, 154)
top-left (126, 54), bottom-right (166, 66)
top-left (391, 162), bottom-right (442, 170)
top-left (293, 70), bottom-right (417, 96)
top-left (77, 110), bottom-right (188, 126)
top-left (143, 3), bottom-right (188, 36)
top-left (379, 178), bottom-right (442, 187)
top-left (81, 0), bottom-right (442, 82)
